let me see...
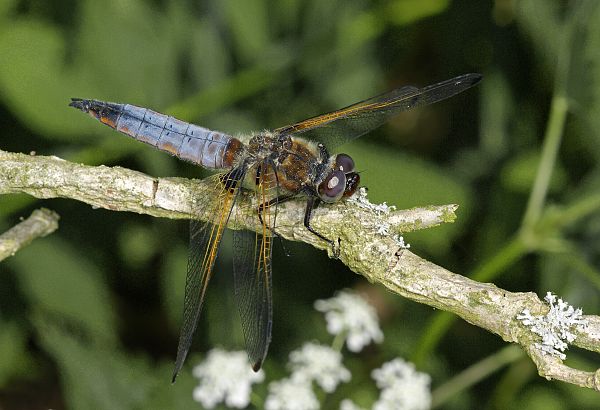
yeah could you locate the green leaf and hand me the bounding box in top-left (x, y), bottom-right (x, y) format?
top-left (274, 0), bottom-right (302, 33)
top-left (187, 20), bottom-right (230, 91)
top-left (8, 237), bottom-right (117, 343)
top-left (161, 244), bottom-right (188, 330)
top-left (220, 0), bottom-right (270, 64)
top-left (35, 315), bottom-right (198, 409)
top-left (386, 0), bottom-right (451, 26)
top-left (569, 2), bottom-right (600, 159)
top-left (75, 0), bottom-right (180, 106)
top-left (0, 194), bottom-right (37, 220)
top-left (478, 71), bottom-right (512, 159)
top-left (34, 317), bottom-right (160, 410)
top-left (517, 385), bottom-right (566, 410)
top-left (515, 0), bottom-right (562, 74)
top-left (0, 0), bottom-right (17, 18)
top-left (500, 150), bottom-right (567, 194)
top-left (0, 321), bottom-right (28, 386)
top-left (117, 222), bottom-right (160, 268)
top-left (143, 361), bottom-right (199, 410)
top-left (0, 19), bottom-right (81, 137)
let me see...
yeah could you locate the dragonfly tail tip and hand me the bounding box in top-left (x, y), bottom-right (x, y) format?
top-left (252, 361), bottom-right (262, 372)
top-left (69, 98), bottom-right (88, 111)
top-left (69, 98), bottom-right (103, 116)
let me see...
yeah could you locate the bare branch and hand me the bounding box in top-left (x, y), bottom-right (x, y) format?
top-left (1, 148), bottom-right (599, 390)
top-left (0, 208), bottom-right (60, 261)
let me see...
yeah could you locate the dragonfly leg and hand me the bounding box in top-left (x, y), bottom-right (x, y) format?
top-left (257, 194), bottom-right (295, 257)
top-left (304, 196), bottom-right (340, 258)
top-left (257, 194), bottom-right (295, 227)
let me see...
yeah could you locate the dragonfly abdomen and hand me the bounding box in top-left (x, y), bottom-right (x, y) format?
top-left (70, 99), bottom-right (241, 169)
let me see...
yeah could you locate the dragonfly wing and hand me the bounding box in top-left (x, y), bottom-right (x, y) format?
top-left (172, 170), bottom-right (245, 382)
top-left (232, 229), bottom-right (273, 371)
top-left (275, 73), bottom-right (482, 148)
top-left (232, 161), bottom-right (277, 371)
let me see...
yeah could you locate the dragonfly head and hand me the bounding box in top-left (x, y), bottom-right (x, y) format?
top-left (317, 153), bottom-right (360, 203)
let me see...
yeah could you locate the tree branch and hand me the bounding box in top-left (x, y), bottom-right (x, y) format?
top-left (0, 208), bottom-right (60, 261)
top-left (1, 148), bottom-right (599, 390)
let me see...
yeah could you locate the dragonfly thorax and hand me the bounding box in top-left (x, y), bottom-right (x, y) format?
top-left (242, 131), bottom-right (325, 196)
top-left (242, 131), bottom-right (361, 202)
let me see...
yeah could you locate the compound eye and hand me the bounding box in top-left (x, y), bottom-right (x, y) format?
top-left (335, 153), bottom-right (355, 173)
top-left (318, 170), bottom-right (346, 203)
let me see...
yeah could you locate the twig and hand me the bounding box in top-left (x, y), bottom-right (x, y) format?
top-left (0, 150), bottom-right (453, 241)
top-left (0, 208), bottom-right (60, 261)
top-left (1, 148), bottom-right (599, 390)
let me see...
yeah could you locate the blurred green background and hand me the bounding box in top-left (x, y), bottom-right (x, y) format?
top-left (1, 0), bottom-right (600, 408)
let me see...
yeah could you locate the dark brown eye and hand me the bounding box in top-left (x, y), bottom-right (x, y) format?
top-left (318, 170), bottom-right (346, 203)
top-left (335, 153), bottom-right (355, 173)
top-left (343, 172), bottom-right (360, 198)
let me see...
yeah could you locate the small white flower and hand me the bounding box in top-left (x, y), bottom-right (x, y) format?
top-left (340, 399), bottom-right (367, 410)
top-left (517, 292), bottom-right (588, 359)
top-left (265, 378), bottom-right (318, 410)
top-left (372, 358), bottom-right (431, 410)
top-left (192, 349), bottom-right (264, 409)
top-left (315, 290), bottom-right (383, 352)
top-left (289, 342), bottom-right (351, 392)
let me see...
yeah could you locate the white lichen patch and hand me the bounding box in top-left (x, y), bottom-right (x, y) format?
top-left (349, 187), bottom-right (396, 215)
top-left (393, 234), bottom-right (411, 249)
top-left (517, 292), bottom-right (588, 360)
top-left (348, 188), bottom-right (410, 248)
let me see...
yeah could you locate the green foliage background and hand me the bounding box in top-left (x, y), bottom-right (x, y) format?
top-left (1, 0), bottom-right (600, 408)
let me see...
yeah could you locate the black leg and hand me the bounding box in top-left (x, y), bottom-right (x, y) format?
top-left (303, 196), bottom-right (339, 257)
top-left (257, 194), bottom-right (295, 227)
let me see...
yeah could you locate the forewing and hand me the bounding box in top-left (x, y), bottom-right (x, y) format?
top-left (275, 73), bottom-right (482, 148)
top-left (172, 170), bottom-right (244, 382)
top-left (232, 161), bottom-right (277, 371)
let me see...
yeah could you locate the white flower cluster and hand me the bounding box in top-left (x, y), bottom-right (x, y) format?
top-left (517, 292), bottom-right (588, 360)
top-left (315, 290), bottom-right (384, 352)
top-left (265, 342), bottom-right (350, 410)
top-left (192, 349), bottom-right (264, 409)
top-left (289, 342), bottom-right (351, 392)
top-left (191, 291), bottom-right (432, 410)
top-left (371, 358), bottom-right (431, 410)
top-left (265, 377), bottom-right (319, 410)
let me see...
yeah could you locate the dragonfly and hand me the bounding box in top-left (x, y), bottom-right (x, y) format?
top-left (69, 73), bottom-right (481, 381)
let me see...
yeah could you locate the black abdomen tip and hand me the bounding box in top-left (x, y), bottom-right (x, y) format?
top-left (69, 98), bottom-right (91, 112)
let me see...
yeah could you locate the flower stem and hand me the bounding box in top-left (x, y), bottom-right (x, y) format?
top-left (331, 331), bottom-right (347, 352)
top-left (520, 94), bottom-right (569, 232)
top-left (430, 345), bottom-right (523, 408)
